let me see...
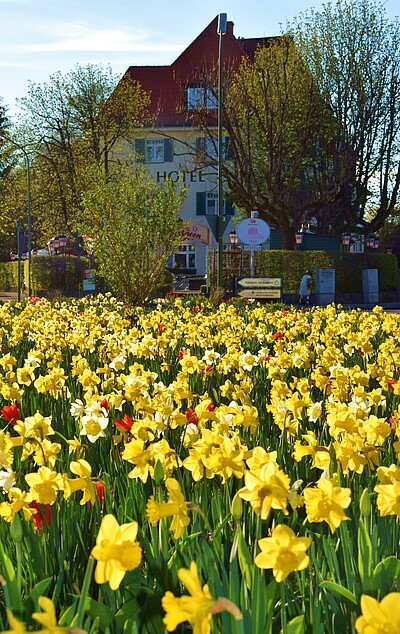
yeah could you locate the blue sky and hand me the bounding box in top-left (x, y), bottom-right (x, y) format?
top-left (1, 0), bottom-right (399, 119)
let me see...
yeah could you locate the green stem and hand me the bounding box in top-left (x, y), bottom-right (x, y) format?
top-left (74, 556), bottom-right (95, 628)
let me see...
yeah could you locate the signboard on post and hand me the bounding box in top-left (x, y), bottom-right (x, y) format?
top-left (236, 276), bottom-right (282, 300)
top-left (236, 217), bottom-right (270, 246)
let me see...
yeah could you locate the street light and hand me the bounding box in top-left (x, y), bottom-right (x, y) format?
top-left (0, 134), bottom-right (32, 297)
top-left (229, 230), bottom-right (238, 248)
top-left (341, 233), bottom-right (351, 252)
top-left (295, 231), bottom-right (303, 248)
top-left (217, 12), bottom-right (227, 291)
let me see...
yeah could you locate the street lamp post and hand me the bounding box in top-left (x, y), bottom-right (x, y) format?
top-left (0, 135), bottom-right (32, 297)
top-left (217, 13), bottom-right (227, 291)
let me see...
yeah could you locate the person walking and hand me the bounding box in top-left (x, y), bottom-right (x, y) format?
top-left (299, 270), bottom-right (312, 305)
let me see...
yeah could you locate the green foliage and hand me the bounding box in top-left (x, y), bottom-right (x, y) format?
top-left (0, 65), bottom-right (151, 248)
top-left (0, 261), bottom-right (19, 291)
top-left (79, 166), bottom-right (187, 304)
top-left (210, 249), bottom-right (397, 294)
top-left (331, 253), bottom-right (397, 293)
top-left (212, 249), bottom-right (333, 293)
top-left (0, 256), bottom-right (86, 295)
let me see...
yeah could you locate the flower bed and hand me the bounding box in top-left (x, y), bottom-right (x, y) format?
top-left (0, 294), bottom-right (399, 633)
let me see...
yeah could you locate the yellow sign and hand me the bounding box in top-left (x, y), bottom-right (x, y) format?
top-left (238, 289), bottom-right (282, 299)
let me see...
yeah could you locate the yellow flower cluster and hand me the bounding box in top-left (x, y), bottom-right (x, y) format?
top-left (1, 295), bottom-right (400, 631)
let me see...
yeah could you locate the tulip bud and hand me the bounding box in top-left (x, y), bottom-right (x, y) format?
top-left (359, 489), bottom-right (371, 517)
top-left (10, 513), bottom-right (23, 542)
top-left (231, 493), bottom-right (243, 520)
top-left (153, 459), bottom-right (164, 484)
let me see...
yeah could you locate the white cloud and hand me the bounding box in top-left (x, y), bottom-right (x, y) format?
top-left (12, 22), bottom-right (182, 54)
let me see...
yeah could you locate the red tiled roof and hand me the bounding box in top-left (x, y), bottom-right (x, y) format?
top-left (122, 16), bottom-right (273, 127)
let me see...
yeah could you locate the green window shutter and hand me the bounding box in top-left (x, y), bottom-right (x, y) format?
top-left (223, 137), bottom-right (232, 160)
top-left (164, 138), bottom-right (173, 162)
top-left (135, 139), bottom-right (145, 162)
top-left (196, 137), bottom-right (205, 155)
top-left (224, 199), bottom-right (234, 216)
top-left (196, 192), bottom-right (206, 215)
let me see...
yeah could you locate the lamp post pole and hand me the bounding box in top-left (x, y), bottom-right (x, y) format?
top-left (217, 13), bottom-right (227, 291)
top-left (0, 135), bottom-right (32, 297)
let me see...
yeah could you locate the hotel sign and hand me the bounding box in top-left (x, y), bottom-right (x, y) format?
top-left (181, 222), bottom-right (211, 246)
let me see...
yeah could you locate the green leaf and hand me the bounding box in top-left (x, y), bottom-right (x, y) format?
top-left (372, 557), bottom-right (400, 597)
top-left (285, 614), bottom-right (305, 634)
top-left (115, 598), bottom-right (141, 629)
top-left (358, 520), bottom-right (373, 589)
top-left (319, 581), bottom-right (357, 606)
top-left (237, 528), bottom-right (253, 591)
top-left (84, 597), bottom-right (114, 629)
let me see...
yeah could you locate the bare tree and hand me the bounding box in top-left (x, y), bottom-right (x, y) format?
top-left (289, 0), bottom-right (400, 234)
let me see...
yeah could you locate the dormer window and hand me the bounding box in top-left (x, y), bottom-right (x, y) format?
top-left (186, 86), bottom-right (218, 110)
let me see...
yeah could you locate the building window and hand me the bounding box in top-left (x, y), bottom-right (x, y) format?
top-left (135, 138), bottom-right (173, 163)
top-left (206, 193), bottom-right (218, 215)
top-left (196, 136), bottom-right (231, 162)
top-left (196, 191), bottom-right (235, 217)
top-left (187, 87), bottom-right (217, 110)
top-left (169, 244), bottom-right (196, 269)
top-left (145, 139), bottom-right (165, 163)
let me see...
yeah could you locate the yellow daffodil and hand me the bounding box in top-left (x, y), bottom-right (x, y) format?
top-left (254, 524), bottom-right (311, 581)
top-left (162, 562), bottom-right (242, 634)
top-left (0, 487), bottom-right (33, 522)
top-left (146, 477), bottom-right (190, 538)
top-left (237, 461), bottom-right (291, 519)
top-left (355, 593), bottom-right (400, 633)
top-left (303, 476), bottom-right (351, 533)
top-left (25, 466), bottom-right (64, 505)
top-left (32, 595), bottom-right (67, 633)
top-left (91, 514), bottom-right (142, 590)
top-left (63, 459), bottom-right (96, 505)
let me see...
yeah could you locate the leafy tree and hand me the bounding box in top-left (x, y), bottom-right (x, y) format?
top-left (79, 166), bottom-right (187, 304)
top-left (2, 65), bottom-right (150, 247)
top-left (190, 37), bottom-right (346, 249)
top-left (289, 0), bottom-right (400, 235)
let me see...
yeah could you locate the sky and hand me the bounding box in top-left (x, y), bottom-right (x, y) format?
top-left (1, 0), bottom-right (399, 119)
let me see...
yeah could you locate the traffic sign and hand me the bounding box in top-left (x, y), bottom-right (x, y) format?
top-left (243, 245), bottom-right (262, 251)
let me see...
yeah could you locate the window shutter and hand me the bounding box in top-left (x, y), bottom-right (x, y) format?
top-left (135, 139), bottom-right (145, 162)
top-left (196, 137), bottom-right (205, 155)
top-left (224, 199), bottom-right (235, 216)
top-left (196, 192), bottom-right (206, 215)
top-left (223, 137), bottom-right (232, 160)
top-left (164, 138), bottom-right (173, 162)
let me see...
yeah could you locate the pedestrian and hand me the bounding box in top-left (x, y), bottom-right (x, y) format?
top-left (299, 270), bottom-right (312, 305)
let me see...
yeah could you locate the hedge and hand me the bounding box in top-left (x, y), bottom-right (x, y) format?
top-left (209, 249), bottom-right (398, 294)
top-left (0, 256), bottom-right (87, 296)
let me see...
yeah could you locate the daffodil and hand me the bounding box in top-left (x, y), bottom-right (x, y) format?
top-left (303, 476), bottom-right (351, 533)
top-left (355, 593), bottom-right (400, 633)
top-left (63, 459), bottom-right (96, 505)
top-left (237, 461), bottom-right (291, 519)
top-left (32, 595), bottom-right (67, 633)
top-left (91, 514), bottom-right (142, 590)
top-left (162, 562), bottom-right (242, 634)
top-left (146, 477), bottom-right (190, 538)
top-left (254, 524), bottom-right (311, 581)
top-left (25, 466), bottom-right (64, 505)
